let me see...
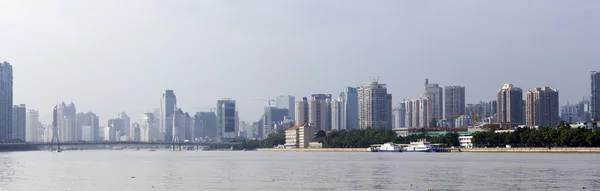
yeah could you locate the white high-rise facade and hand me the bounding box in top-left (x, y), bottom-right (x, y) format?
top-left (0, 62), bottom-right (13, 141)
top-left (330, 99), bottom-right (342, 130)
top-left (358, 79), bottom-right (392, 130)
top-left (57, 102), bottom-right (77, 141)
top-left (139, 113), bottom-right (156, 142)
top-left (26, 109), bottom-right (39, 142)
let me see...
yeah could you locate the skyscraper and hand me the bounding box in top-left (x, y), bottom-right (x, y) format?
top-left (358, 79), bottom-right (392, 130)
top-left (160, 90), bottom-right (177, 142)
top-left (276, 95), bottom-right (295, 120)
top-left (525, 87), bottom-right (559, 127)
top-left (12, 104), bottom-right (26, 140)
top-left (26, 109), bottom-right (39, 142)
top-left (131, 122), bottom-right (141, 141)
top-left (139, 113), bottom-right (156, 142)
top-left (194, 112), bottom-right (217, 139)
top-left (295, 97), bottom-right (309, 125)
top-left (444, 86), bottom-right (466, 127)
top-left (107, 118), bottom-right (123, 141)
top-left (0, 62), bottom-right (13, 141)
top-left (340, 87), bottom-right (359, 130)
top-left (173, 109), bottom-right (186, 142)
top-left (84, 112), bottom-right (100, 141)
top-left (57, 102), bottom-right (77, 141)
top-left (424, 79), bottom-right (443, 123)
top-left (330, 98), bottom-right (342, 130)
top-left (497, 84), bottom-right (524, 127)
top-left (261, 107), bottom-right (289, 138)
top-left (592, 71), bottom-right (600, 120)
top-left (217, 99), bottom-right (236, 141)
top-left (310, 94), bottom-right (331, 130)
top-left (75, 112), bottom-right (86, 141)
top-left (419, 97), bottom-right (433, 128)
top-left (393, 102), bottom-right (406, 129)
top-left (120, 112), bottom-right (130, 138)
top-left (308, 97), bottom-right (329, 130)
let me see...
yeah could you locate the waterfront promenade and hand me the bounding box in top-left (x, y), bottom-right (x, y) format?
top-left (258, 147), bottom-right (600, 153)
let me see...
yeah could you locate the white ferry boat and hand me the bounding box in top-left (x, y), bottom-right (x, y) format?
top-left (377, 142), bottom-right (402, 152)
top-left (402, 140), bottom-right (437, 152)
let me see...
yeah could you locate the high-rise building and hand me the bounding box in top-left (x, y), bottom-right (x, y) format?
top-left (393, 102), bottom-right (406, 129)
top-left (57, 102), bottom-right (77, 141)
top-left (444, 86), bottom-right (466, 127)
top-left (107, 118), bottom-right (123, 141)
top-left (295, 97), bottom-right (309, 125)
top-left (84, 112), bottom-right (100, 141)
top-left (139, 113), bottom-right (156, 142)
top-left (526, 87), bottom-right (560, 127)
top-left (276, 95), bottom-right (295, 120)
top-left (81, 125), bottom-right (92, 141)
top-left (308, 98), bottom-right (329, 130)
top-left (160, 90), bottom-right (177, 142)
top-left (330, 99), bottom-right (342, 130)
top-left (194, 112), bottom-right (217, 139)
top-left (419, 97), bottom-right (433, 128)
top-left (0, 62), bottom-right (13, 141)
top-left (172, 109), bottom-right (186, 142)
top-left (130, 122), bottom-right (140, 141)
top-left (592, 71), bottom-right (600, 120)
top-left (424, 79), bottom-right (443, 123)
top-left (75, 112), bottom-right (86, 141)
top-left (309, 94), bottom-right (331, 130)
top-left (561, 99), bottom-right (591, 123)
top-left (405, 98), bottom-right (421, 128)
top-left (261, 107), bottom-right (289, 138)
top-left (340, 87), bottom-right (359, 130)
top-left (120, 112), bottom-right (130, 138)
top-left (12, 104), bottom-right (26, 140)
top-left (358, 79), bottom-right (392, 129)
top-left (26, 109), bottom-right (39, 142)
top-left (185, 112), bottom-right (193, 141)
top-left (404, 99), bottom-right (414, 128)
top-left (217, 99), bottom-right (236, 141)
top-left (497, 84), bottom-right (524, 127)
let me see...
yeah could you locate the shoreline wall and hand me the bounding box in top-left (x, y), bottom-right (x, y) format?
top-left (256, 148), bottom-right (367, 152)
top-left (460, 147), bottom-right (600, 153)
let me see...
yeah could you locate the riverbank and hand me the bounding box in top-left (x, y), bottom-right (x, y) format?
top-left (460, 147), bottom-right (600, 153)
top-left (257, 148), bottom-right (366, 152)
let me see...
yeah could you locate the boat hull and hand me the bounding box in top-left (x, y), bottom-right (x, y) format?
top-left (379, 150), bottom-right (402, 152)
top-left (402, 149), bottom-right (437, 152)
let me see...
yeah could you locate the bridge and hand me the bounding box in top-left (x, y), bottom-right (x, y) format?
top-left (0, 141), bottom-right (238, 146)
top-left (0, 141), bottom-right (240, 151)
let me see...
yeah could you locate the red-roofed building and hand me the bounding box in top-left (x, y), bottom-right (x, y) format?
top-left (284, 123), bottom-right (314, 148)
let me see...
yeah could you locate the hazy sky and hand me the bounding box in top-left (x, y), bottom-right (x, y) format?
top-left (1, 0), bottom-right (599, 125)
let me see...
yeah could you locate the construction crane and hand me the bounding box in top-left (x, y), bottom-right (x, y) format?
top-left (253, 98), bottom-right (275, 107)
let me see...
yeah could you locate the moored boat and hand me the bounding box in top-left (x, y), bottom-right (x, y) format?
top-left (403, 140), bottom-right (437, 152)
top-left (378, 142), bottom-right (402, 152)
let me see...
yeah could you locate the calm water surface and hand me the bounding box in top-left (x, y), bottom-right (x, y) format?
top-left (1, 150), bottom-right (599, 191)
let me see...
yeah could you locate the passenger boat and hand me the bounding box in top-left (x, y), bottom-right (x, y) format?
top-left (378, 142), bottom-right (402, 152)
top-left (403, 141), bottom-right (437, 152)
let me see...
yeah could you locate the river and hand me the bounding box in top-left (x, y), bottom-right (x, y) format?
top-left (1, 150), bottom-right (599, 190)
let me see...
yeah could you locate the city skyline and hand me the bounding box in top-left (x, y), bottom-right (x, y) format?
top-left (1, 1), bottom-right (600, 124)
